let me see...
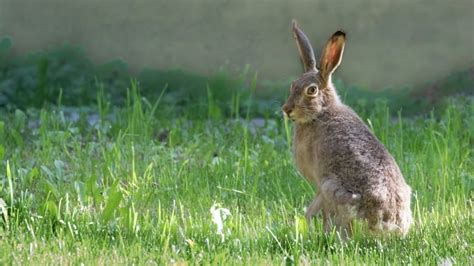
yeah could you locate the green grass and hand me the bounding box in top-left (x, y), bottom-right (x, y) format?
top-left (0, 84), bottom-right (472, 264)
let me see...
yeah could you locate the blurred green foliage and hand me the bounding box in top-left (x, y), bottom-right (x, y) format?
top-left (0, 36), bottom-right (472, 117)
top-left (0, 37), bottom-right (251, 113)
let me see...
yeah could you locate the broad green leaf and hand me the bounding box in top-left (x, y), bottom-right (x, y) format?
top-left (86, 175), bottom-right (102, 204)
top-left (43, 200), bottom-right (58, 218)
top-left (42, 179), bottom-right (60, 200)
top-left (102, 183), bottom-right (123, 223)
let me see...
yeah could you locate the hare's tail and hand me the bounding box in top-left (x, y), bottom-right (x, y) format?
top-left (321, 178), bottom-right (361, 205)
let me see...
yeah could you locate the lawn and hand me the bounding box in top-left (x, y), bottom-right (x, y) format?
top-left (0, 83), bottom-right (472, 264)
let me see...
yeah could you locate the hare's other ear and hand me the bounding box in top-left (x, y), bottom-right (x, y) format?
top-left (320, 30), bottom-right (345, 80)
top-left (292, 20), bottom-right (316, 72)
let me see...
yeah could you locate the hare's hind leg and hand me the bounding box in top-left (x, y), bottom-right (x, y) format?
top-left (320, 177), bottom-right (361, 205)
top-left (320, 199), bottom-right (358, 240)
top-left (319, 176), bottom-right (360, 239)
top-left (305, 194), bottom-right (323, 228)
top-left (336, 207), bottom-right (356, 240)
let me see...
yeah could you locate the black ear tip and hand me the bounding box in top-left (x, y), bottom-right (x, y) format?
top-left (333, 30), bottom-right (346, 38)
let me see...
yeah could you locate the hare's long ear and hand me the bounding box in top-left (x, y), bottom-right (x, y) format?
top-left (320, 31), bottom-right (345, 80)
top-left (292, 20), bottom-right (316, 72)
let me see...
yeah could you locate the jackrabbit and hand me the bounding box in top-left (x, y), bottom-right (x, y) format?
top-left (282, 20), bottom-right (412, 238)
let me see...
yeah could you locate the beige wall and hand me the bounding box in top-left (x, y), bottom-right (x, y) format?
top-left (1, 0), bottom-right (473, 89)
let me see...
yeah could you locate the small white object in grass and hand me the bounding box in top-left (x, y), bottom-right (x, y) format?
top-left (438, 257), bottom-right (454, 266)
top-left (0, 198), bottom-right (8, 226)
top-left (0, 198), bottom-right (7, 213)
top-left (211, 156), bottom-right (222, 166)
top-left (210, 203), bottom-right (231, 242)
top-left (0, 198), bottom-right (6, 212)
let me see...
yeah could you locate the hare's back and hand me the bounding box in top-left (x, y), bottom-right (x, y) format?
top-left (319, 107), bottom-right (401, 192)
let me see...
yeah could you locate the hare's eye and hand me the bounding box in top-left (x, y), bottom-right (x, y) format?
top-left (305, 85), bottom-right (319, 96)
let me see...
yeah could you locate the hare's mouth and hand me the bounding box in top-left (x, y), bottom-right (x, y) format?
top-left (283, 108), bottom-right (310, 123)
top-left (291, 113), bottom-right (314, 124)
top-left (283, 112), bottom-right (296, 122)
top-left (288, 115), bottom-right (304, 123)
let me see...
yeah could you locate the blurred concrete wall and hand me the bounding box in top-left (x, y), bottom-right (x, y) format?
top-left (1, 0), bottom-right (473, 89)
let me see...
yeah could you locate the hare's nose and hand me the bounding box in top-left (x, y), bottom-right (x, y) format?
top-left (282, 104), bottom-right (293, 116)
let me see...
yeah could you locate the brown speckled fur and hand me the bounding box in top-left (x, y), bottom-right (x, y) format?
top-left (283, 21), bottom-right (412, 238)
